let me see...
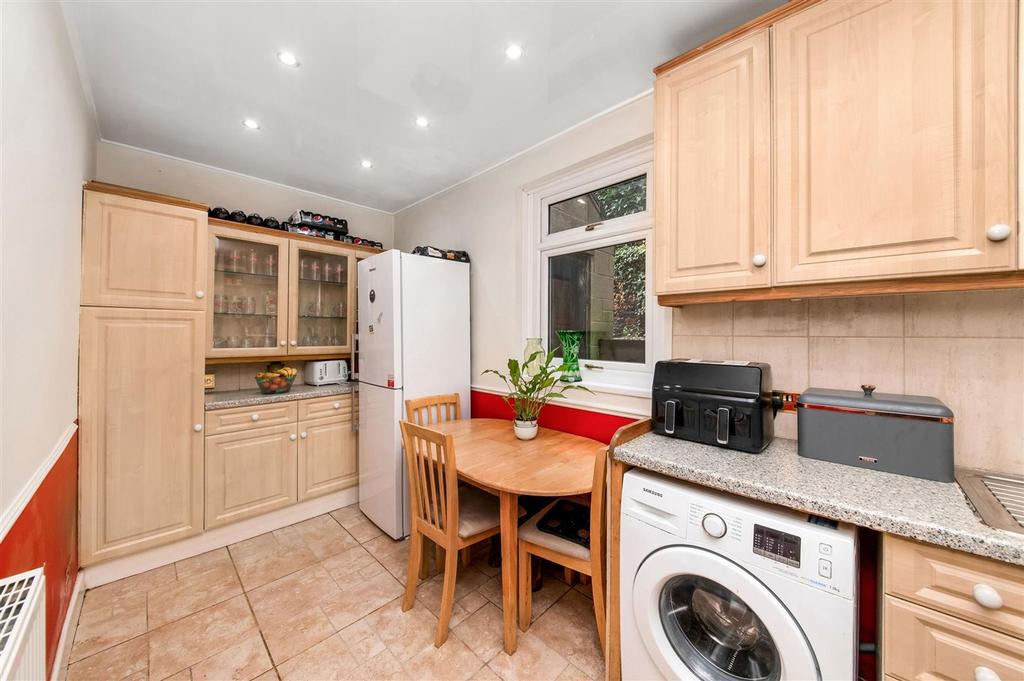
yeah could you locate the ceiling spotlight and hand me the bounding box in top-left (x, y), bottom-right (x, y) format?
top-left (242, 119), bottom-right (260, 130)
top-left (415, 116), bottom-right (430, 128)
top-left (277, 51), bottom-right (300, 67)
top-left (505, 43), bottom-right (523, 60)
top-left (361, 159), bottom-right (373, 169)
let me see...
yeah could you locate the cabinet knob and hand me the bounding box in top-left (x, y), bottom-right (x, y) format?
top-left (280, 340), bottom-right (287, 347)
top-left (986, 223), bottom-right (1012, 242)
top-left (251, 413), bottom-right (260, 422)
top-left (975, 667), bottom-right (1001, 681)
top-left (289, 433), bottom-right (297, 441)
top-left (752, 253), bottom-right (767, 268)
top-left (333, 402), bottom-right (341, 409)
top-left (300, 431), bottom-right (308, 439)
top-left (193, 424), bottom-right (203, 432)
top-left (195, 290), bottom-right (205, 298)
top-left (973, 583), bottom-right (1004, 609)
top-left (290, 340), bottom-right (298, 346)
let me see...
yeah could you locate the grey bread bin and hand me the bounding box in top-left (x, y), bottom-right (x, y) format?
top-left (796, 385), bottom-right (954, 482)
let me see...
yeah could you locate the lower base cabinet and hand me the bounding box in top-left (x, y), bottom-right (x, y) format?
top-left (299, 414), bottom-right (357, 500)
top-left (205, 424), bottom-right (298, 528)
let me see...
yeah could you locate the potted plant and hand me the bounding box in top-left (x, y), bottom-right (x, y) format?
top-left (483, 347), bottom-right (591, 440)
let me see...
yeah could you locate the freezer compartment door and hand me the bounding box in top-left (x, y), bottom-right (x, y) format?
top-left (358, 250), bottom-right (402, 389)
top-left (357, 382), bottom-right (407, 539)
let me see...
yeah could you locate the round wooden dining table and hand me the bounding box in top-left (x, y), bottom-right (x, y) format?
top-left (430, 418), bottom-right (605, 655)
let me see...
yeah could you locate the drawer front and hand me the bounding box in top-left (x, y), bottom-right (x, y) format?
top-left (206, 401), bottom-right (298, 436)
top-left (298, 394), bottom-right (352, 421)
top-left (884, 535), bottom-right (1024, 638)
top-left (884, 597), bottom-right (1024, 680)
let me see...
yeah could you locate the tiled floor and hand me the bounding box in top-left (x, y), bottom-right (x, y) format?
top-left (66, 504), bottom-right (603, 681)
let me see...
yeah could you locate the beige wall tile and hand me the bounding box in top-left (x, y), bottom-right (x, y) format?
top-left (809, 296), bottom-right (903, 337)
top-left (732, 337), bottom-right (808, 392)
top-left (671, 335), bottom-right (733, 362)
top-left (809, 337), bottom-right (904, 393)
top-left (905, 338), bottom-right (1024, 472)
top-left (671, 303), bottom-right (732, 336)
top-left (905, 290), bottom-right (1024, 338)
top-left (733, 300), bottom-right (808, 337)
top-left (774, 412), bottom-right (798, 440)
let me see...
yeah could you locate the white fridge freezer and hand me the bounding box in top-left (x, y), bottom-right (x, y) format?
top-left (357, 250), bottom-right (470, 539)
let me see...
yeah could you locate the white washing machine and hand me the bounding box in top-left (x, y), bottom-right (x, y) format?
top-left (620, 469), bottom-right (857, 681)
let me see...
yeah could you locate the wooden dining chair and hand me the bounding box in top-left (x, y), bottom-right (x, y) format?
top-left (404, 394), bottom-right (467, 574)
top-left (516, 418), bottom-right (651, 653)
top-left (400, 420), bottom-right (504, 646)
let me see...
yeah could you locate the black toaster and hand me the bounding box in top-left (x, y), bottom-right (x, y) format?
top-left (652, 359), bottom-right (775, 453)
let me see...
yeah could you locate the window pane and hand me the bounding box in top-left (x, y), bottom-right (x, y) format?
top-left (548, 239), bottom-right (646, 364)
top-left (548, 174), bottom-right (646, 234)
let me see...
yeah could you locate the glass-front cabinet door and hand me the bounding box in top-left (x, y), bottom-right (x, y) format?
top-left (207, 226), bottom-right (289, 358)
top-left (287, 240), bottom-right (353, 355)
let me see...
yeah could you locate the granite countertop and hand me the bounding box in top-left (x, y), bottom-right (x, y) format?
top-left (205, 382), bottom-right (354, 410)
top-left (615, 433), bottom-right (1024, 566)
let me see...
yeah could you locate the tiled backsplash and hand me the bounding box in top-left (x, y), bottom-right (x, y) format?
top-left (671, 290), bottom-right (1024, 473)
top-left (207, 361), bottom-right (308, 392)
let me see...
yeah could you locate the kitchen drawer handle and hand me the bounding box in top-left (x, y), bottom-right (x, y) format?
top-left (251, 413), bottom-right (260, 422)
top-left (973, 583), bottom-right (1004, 609)
top-left (752, 253), bottom-right (767, 268)
top-left (195, 290), bottom-right (205, 299)
top-left (289, 433), bottom-right (297, 441)
top-left (193, 424), bottom-right (203, 432)
top-left (975, 667), bottom-right (1001, 681)
top-left (333, 402), bottom-right (341, 409)
top-left (300, 431), bottom-right (308, 439)
top-left (986, 223), bottom-right (1012, 242)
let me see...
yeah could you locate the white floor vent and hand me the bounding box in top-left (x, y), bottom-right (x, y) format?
top-left (0, 568), bottom-right (45, 681)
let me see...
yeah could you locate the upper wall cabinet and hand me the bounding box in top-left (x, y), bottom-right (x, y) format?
top-left (773, 0), bottom-right (1017, 285)
top-left (82, 188), bottom-right (208, 309)
top-left (654, 29), bottom-right (771, 294)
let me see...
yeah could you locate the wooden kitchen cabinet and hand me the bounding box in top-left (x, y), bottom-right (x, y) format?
top-left (773, 0), bottom-right (1017, 285)
top-left (287, 240), bottom-right (354, 356)
top-left (79, 306), bottom-right (205, 565)
top-left (654, 29), bottom-right (770, 294)
top-left (82, 186), bottom-right (208, 310)
top-left (205, 423), bottom-right (298, 529)
top-left (297, 413), bottom-right (357, 501)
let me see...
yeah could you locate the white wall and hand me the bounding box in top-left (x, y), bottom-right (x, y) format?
top-left (394, 95), bottom-right (655, 416)
top-left (0, 2), bottom-right (97, 531)
top-left (96, 142), bottom-right (395, 248)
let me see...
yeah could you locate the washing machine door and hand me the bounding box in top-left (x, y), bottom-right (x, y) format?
top-left (633, 546), bottom-right (819, 681)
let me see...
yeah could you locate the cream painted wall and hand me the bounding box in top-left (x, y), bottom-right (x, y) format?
top-left (394, 95), bottom-right (655, 417)
top-left (95, 141), bottom-right (395, 248)
top-left (0, 2), bottom-right (97, 530)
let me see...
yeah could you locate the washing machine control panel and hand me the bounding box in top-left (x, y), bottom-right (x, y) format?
top-left (752, 524), bottom-right (801, 567)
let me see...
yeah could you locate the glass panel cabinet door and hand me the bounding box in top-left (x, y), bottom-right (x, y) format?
top-left (207, 226), bottom-right (289, 358)
top-left (288, 241), bottom-right (353, 355)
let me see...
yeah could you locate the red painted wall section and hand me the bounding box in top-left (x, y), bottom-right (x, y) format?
top-left (471, 389), bottom-right (638, 444)
top-left (0, 429), bottom-right (79, 679)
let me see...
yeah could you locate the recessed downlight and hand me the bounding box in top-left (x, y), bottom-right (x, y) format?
top-left (505, 43), bottom-right (523, 60)
top-left (360, 159), bottom-right (373, 169)
top-left (242, 119), bottom-right (260, 130)
top-left (277, 51), bottom-right (300, 67)
top-left (415, 116), bottom-right (430, 128)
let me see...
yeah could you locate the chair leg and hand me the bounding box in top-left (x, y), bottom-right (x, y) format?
top-left (460, 547), bottom-right (471, 568)
top-left (435, 543), bottom-right (459, 647)
top-left (518, 544), bottom-right (532, 631)
top-left (564, 567), bottom-right (575, 585)
top-left (419, 541), bottom-right (430, 580)
top-left (592, 568), bottom-right (606, 656)
top-left (434, 543), bottom-right (445, 574)
top-left (403, 531), bottom-right (424, 611)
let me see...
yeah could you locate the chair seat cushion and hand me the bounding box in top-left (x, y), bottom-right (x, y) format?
top-left (519, 499), bottom-right (591, 562)
top-left (457, 486), bottom-right (524, 538)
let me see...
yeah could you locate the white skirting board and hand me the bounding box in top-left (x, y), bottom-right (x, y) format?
top-left (50, 573), bottom-right (85, 681)
top-left (81, 487), bottom-right (359, 589)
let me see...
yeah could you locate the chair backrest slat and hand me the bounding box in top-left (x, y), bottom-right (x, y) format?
top-left (406, 393), bottom-right (462, 426)
top-left (400, 420), bottom-right (458, 538)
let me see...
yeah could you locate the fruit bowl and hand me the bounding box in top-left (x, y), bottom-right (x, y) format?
top-left (255, 372), bottom-right (296, 394)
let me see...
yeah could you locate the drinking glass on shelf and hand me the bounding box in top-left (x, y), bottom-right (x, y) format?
top-left (324, 263), bottom-right (334, 283)
top-left (213, 336), bottom-right (226, 348)
top-left (264, 254), bottom-right (276, 276)
top-left (228, 249), bottom-right (241, 273)
top-left (263, 291), bottom-right (277, 315)
top-left (301, 258), bottom-right (311, 280)
top-left (226, 335), bottom-right (241, 348)
top-left (248, 249), bottom-right (259, 275)
top-left (306, 300), bottom-right (322, 317)
top-left (229, 296), bottom-right (244, 314)
top-left (214, 294), bottom-right (226, 314)
top-left (216, 249), bottom-right (226, 271)
top-left (244, 296), bottom-right (257, 315)
top-left (311, 261), bottom-right (321, 281)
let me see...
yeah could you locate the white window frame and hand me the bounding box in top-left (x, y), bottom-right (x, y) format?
top-left (521, 136), bottom-right (669, 397)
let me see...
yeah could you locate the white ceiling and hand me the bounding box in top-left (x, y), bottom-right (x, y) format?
top-left (63, 1), bottom-right (779, 213)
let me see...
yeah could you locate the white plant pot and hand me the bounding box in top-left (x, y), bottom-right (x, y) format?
top-left (513, 419), bottom-right (538, 441)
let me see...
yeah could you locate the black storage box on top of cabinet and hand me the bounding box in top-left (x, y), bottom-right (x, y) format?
top-left (652, 359), bottom-right (774, 453)
top-left (796, 385), bottom-right (955, 482)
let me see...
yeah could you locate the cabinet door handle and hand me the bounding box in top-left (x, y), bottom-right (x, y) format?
top-left (752, 253), bottom-right (767, 268)
top-left (290, 340), bottom-right (298, 346)
top-left (195, 290), bottom-right (205, 298)
top-left (975, 667), bottom-right (1001, 681)
top-left (289, 434), bottom-right (297, 441)
top-left (280, 340), bottom-right (287, 347)
top-left (300, 431), bottom-right (308, 439)
top-left (251, 413), bottom-right (260, 422)
top-left (333, 402), bottom-right (341, 409)
top-left (193, 424), bottom-right (203, 432)
top-left (973, 583), bottom-right (1004, 609)
top-left (986, 223), bottom-right (1012, 242)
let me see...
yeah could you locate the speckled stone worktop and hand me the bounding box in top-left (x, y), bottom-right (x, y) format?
top-left (615, 433), bottom-right (1024, 566)
top-left (205, 382), bottom-right (354, 410)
